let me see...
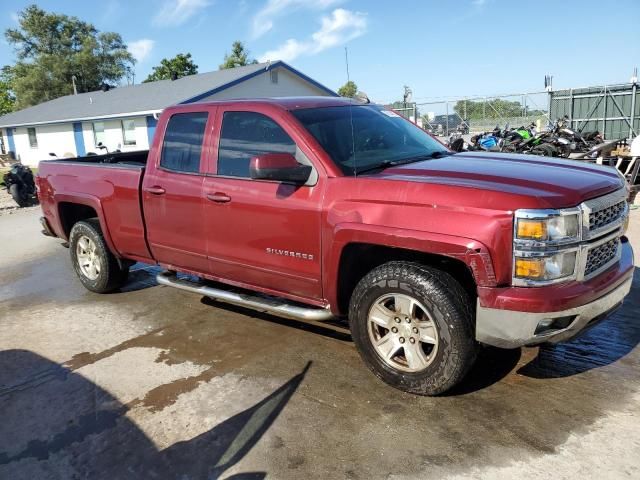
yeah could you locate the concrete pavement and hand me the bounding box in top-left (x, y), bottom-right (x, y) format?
top-left (1, 207), bottom-right (639, 479)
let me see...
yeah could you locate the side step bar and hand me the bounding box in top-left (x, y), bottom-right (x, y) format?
top-left (156, 271), bottom-right (334, 321)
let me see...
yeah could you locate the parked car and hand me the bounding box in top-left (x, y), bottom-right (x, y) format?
top-left (36, 97), bottom-right (634, 395)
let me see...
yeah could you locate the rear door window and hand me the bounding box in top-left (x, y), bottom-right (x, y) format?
top-left (160, 112), bottom-right (208, 173)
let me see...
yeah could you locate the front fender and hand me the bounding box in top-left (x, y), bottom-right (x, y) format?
top-left (323, 223), bottom-right (497, 312)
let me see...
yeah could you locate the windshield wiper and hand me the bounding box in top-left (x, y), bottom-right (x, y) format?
top-left (404, 150), bottom-right (455, 161)
top-left (355, 151), bottom-right (453, 175)
top-left (427, 150), bottom-right (455, 159)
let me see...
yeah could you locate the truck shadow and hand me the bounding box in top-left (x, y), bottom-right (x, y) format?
top-left (0, 349), bottom-right (311, 479)
top-left (117, 265), bottom-right (639, 391)
top-left (200, 296), bottom-right (353, 343)
top-left (201, 298), bottom-right (521, 395)
top-left (518, 267), bottom-right (640, 379)
top-left (444, 346), bottom-right (522, 396)
top-left (118, 263), bottom-right (162, 293)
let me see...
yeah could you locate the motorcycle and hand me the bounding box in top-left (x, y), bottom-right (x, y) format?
top-left (3, 163), bottom-right (37, 207)
top-left (549, 116), bottom-right (603, 157)
top-left (468, 128), bottom-right (502, 152)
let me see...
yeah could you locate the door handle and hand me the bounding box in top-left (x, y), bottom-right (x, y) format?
top-left (145, 186), bottom-right (166, 195)
top-left (206, 192), bottom-right (231, 203)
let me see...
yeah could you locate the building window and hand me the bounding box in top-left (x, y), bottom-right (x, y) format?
top-left (92, 122), bottom-right (105, 147)
top-left (270, 69), bottom-right (278, 84)
top-left (121, 119), bottom-right (136, 146)
top-left (27, 127), bottom-right (38, 148)
top-left (160, 112), bottom-right (208, 173)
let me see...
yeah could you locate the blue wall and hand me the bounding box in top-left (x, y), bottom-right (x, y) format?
top-left (72, 122), bottom-right (86, 156)
top-left (146, 116), bottom-right (158, 147)
top-left (6, 128), bottom-right (15, 155)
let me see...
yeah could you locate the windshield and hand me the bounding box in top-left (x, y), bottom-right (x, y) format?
top-left (292, 105), bottom-right (449, 175)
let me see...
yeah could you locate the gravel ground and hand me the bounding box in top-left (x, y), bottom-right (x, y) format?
top-left (0, 188), bottom-right (39, 216)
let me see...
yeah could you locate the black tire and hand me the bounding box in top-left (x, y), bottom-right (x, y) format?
top-left (349, 261), bottom-right (478, 396)
top-left (9, 184), bottom-right (29, 207)
top-left (531, 144), bottom-right (556, 157)
top-left (69, 219), bottom-right (129, 293)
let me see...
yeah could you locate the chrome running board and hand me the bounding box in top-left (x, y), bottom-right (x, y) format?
top-left (156, 271), bottom-right (334, 321)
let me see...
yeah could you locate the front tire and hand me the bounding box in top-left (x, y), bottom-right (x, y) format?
top-left (349, 261), bottom-right (477, 395)
top-left (69, 219), bottom-right (129, 293)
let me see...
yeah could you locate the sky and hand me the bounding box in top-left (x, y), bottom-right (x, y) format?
top-left (0, 0), bottom-right (638, 104)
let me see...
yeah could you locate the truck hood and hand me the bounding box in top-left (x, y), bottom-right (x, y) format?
top-left (377, 151), bottom-right (623, 208)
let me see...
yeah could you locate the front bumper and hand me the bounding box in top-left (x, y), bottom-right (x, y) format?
top-left (476, 240), bottom-right (634, 348)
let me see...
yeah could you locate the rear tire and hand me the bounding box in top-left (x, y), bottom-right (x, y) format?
top-left (9, 184), bottom-right (29, 207)
top-left (349, 261), bottom-right (478, 396)
top-left (69, 219), bottom-right (129, 293)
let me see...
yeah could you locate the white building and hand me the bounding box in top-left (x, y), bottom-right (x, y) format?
top-left (0, 61), bottom-right (336, 166)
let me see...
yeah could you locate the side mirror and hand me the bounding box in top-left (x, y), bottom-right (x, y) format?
top-left (249, 153), bottom-right (311, 184)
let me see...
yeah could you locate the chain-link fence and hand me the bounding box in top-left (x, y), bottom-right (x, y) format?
top-left (388, 84), bottom-right (639, 141)
top-left (387, 105), bottom-right (418, 123)
top-left (394, 92), bottom-right (551, 137)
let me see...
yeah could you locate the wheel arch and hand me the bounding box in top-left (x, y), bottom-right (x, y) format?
top-left (326, 225), bottom-right (496, 316)
top-left (55, 194), bottom-right (119, 257)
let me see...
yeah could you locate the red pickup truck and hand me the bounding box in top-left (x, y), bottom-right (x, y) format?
top-left (37, 97), bottom-right (634, 395)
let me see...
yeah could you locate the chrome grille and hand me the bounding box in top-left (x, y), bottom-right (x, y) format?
top-left (583, 188), bottom-right (628, 239)
top-left (589, 200), bottom-right (626, 231)
top-left (585, 238), bottom-right (619, 277)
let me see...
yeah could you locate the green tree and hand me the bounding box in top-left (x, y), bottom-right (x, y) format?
top-left (143, 53), bottom-right (198, 83)
top-left (219, 41), bottom-right (258, 69)
top-left (338, 80), bottom-right (358, 98)
top-left (4, 5), bottom-right (134, 109)
top-left (0, 67), bottom-right (15, 116)
top-left (453, 98), bottom-right (525, 120)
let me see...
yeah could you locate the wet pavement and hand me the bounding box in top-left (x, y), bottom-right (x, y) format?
top-left (1, 208), bottom-right (639, 479)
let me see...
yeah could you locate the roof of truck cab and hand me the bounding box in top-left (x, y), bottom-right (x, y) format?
top-left (171, 96), bottom-right (368, 111)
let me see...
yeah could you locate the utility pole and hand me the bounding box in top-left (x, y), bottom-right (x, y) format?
top-left (403, 85), bottom-right (412, 110)
top-left (402, 85), bottom-right (412, 121)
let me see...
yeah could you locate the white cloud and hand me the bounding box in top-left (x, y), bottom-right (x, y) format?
top-left (251, 0), bottom-right (342, 39)
top-left (472, 0), bottom-right (487, 6)
top-left (259, 8), bottom-right (366, 63)
top-left (10, 12), bottom-right (20, 23)
top-left (152, 0), bottom-right (211, 27)
top-left (128, 39), bottom-right (155, 62)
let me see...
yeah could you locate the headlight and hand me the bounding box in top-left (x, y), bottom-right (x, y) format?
top-left (515, 210), bottom-right (580, 244)
top-left (514, 251), bottom-right (577, 284)
top-left (513, 208), bottom-right (583, 286)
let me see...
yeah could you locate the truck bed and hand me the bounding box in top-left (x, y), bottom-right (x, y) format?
top-left (46, 150), bottom-right (149, 166)
top-left (37, 150), bottom-right (153, 262)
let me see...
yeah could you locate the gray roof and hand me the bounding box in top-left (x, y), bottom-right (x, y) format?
top-left (0, 62), bottom-right (307, 128)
